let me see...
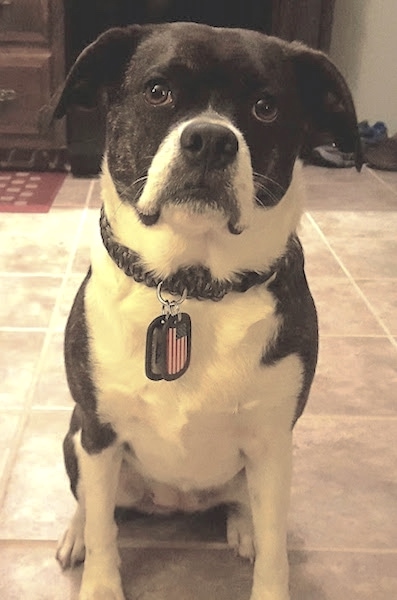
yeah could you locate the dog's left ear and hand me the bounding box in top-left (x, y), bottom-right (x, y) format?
top-left (291, 44), bottom-right (363, 171)
top-left (39, 25), bottom-right (150, 130)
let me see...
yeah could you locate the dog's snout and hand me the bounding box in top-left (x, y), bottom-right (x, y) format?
top-left (180, 122), bottom-right (238, 170)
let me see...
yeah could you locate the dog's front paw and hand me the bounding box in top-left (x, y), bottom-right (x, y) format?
top-left (79, 574), bottom-right (125, 600)
top-left (79, 583), bottom-right (125, 600)
top-left (249, 571), bottom-right (290, 600)
top-left (249, 593), bottom-right (289, 600)
top-left (56, 526), bottom-right (85, 569)
top-left (227, 508), bottom-right (255, 562)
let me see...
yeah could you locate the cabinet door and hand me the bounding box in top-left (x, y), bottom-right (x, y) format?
top-left (0, 0), bottom-right (49, 43)
top-left (0, 51), bottom-right (51, 138)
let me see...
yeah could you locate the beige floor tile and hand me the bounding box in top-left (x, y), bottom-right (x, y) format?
top-left (32, 332), bottom-right (72, 409)
top-left (0, 276), bottom-right (62, 328)
top-left (289, 550), bottom-right (397, 600)
top-left (309, 278), bottom-right (384, 336)
top-left (299, 219), bottom-right (345, 279)
top-left (303, 166), bottom-right (397, 211)
top-left (367, 168), bottom-right (397, 194)
top-left (0, 411), bottom-right (75, 540)
top-left (0, 540), bottom-right (81, 600)
top-left (310, 210), bottom-right (397, 239)
top-left (307, 336), bottom-right (397, 416)
top-left (357, 280), bottom-right (397, 335)
top-left (71, 209), bottom-right (98, 273)
top-left (119, 546), bottom-right (253, 600)
top-left (327, 237), bottom-right (397, 279)
top-left (0, 331), bottom-right (45, 409)
top-left (51, 175), bottom-right (93, 208)
top-left (88, 178), bottom-right (102, 208)
top-left (52, 275), bottom-right (84, 332)
top-left (290, 417), bottom-right (397, 549)
top-left (0, 413), bottom-right (21, 480)
top-left (0, 210), bottom-right (82, 273)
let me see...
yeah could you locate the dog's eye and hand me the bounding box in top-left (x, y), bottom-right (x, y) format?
top-left (252, 95), bottom-right (278, 123)
top-left (144, 81), bottom-right (173, 106)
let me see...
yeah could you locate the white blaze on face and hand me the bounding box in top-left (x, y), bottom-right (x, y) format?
top-left (135, 112), bottom-right (255, 233)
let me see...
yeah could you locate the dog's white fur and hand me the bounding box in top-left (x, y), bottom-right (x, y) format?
top-left (58, 114), bottom-right (306, 600)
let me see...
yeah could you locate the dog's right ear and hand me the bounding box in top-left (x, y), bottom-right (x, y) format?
top-left (290, 43), bottom-right (364, 172)
top-left (39, 25), bottom-right (149, 130)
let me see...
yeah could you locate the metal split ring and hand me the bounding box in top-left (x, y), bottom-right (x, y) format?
top-left (156, 282), bottom-right (187, 316)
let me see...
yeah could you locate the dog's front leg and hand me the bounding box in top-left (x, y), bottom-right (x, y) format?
top-left (77, 438), bottom-right (124, 600)
top-left (245, 431), bottom-right (292, 600)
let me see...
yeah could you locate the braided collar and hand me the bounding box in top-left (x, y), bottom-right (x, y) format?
top-left (99, 206), bottom-right (279, 301)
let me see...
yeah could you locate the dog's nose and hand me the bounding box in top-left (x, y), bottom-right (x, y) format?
top-left (180, 122), bottom-right (238, 169)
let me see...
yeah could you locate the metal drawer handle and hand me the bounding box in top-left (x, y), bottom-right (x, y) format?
top-left (0, 1), bottom-right (14, 6)
top-left (0, 89), bottom-right (17, 102)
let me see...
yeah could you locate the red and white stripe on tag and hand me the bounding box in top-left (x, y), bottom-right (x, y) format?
top-left (166, 321), bottom-right (188, 376)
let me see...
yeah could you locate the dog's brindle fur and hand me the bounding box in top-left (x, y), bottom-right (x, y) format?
top-left (52, 22), bottom-right (361, 600)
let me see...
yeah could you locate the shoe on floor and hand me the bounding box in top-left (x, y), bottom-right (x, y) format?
top-left (359, 120), bottom-right (388, 146)
top-left (365, 134), bottom-right (397, 171)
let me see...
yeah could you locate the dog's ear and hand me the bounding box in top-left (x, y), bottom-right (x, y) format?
top-left (39, 25), bottom-right (150, 130)
top-left (291, 44), bottom-right (363, 171)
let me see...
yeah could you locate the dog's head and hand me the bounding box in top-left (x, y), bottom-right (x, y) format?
top-left (51, 23), bottom-right (361, 277)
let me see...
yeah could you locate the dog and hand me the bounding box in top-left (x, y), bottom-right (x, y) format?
top-left (51, 22), bottom-right (362, 600)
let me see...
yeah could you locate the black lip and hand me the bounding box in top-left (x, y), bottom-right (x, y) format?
top-left (227, 220), bottom-right (243, 235)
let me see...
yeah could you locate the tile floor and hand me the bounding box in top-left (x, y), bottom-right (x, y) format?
top-left (0, 165), bottom-right (396, 599)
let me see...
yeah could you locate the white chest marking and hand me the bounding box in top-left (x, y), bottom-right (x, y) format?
top-left (85, 269), bottom-right (303, 491)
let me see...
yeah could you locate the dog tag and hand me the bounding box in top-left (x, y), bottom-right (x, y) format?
top-left (162, 313), bottom-right (191, 381)
top-left (145, 315), bottom-right (167, 380)
top-left (145, 313), bottom-right (191, 381)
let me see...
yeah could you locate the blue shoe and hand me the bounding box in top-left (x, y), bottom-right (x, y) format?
top-left (359, 121), bottom-right (388, 145)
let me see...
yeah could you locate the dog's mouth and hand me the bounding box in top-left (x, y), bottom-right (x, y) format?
top-left (135, 178), bottom-right (244, 235)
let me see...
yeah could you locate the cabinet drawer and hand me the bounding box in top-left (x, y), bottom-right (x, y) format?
top-left (0, 51), bottom-right (51, 137)
top-left (0, 0), bottom-right (49, 42)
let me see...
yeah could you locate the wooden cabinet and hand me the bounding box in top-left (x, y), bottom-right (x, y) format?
top-left (0, 0), bottom-right (66, 162)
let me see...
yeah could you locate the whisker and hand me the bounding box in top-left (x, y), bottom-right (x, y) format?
top-left (253, 172), bottom-right (286, 206)
top-left (253, 171), bottom-right (286, 194)
top-left (113, 175), bottom-right (148, 203)
top-left (253, 182), bottom-right (280, 206)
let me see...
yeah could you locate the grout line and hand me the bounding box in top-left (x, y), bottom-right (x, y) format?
top-left (31, 406), bottom-right (73, 412)
top-left (299, 414), bottom-right (397, 421)
top-left (0, 538), bottom-right (396, 555)
top-left (306, 212), bottom-right (397, 350)
top-left (352, 278), bottom-right (397, 282)
top-left (366, 167), bottom-right (397, 197)
top-left (0, 326), bottom-right (48, 333)
top-left (0, 181), bottom-right (95, 511)
top-left (119, 540), bottom-right (230, 550)
top-left (320, 333), bottom-right (393, 338)
top-left (286, 547), bottom-right (397, 554)
top-left (119, 540), bottom-right (397, 553)
top-left (0, 272), bottom-right (64, 279)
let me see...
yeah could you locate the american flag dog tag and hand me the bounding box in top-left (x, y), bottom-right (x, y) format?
top-left (145, 312), bottom-right (191, 381)
top-left (162, 313), bottom-right (191, 380)
top-left (146, 283), bottom-right (191, 381)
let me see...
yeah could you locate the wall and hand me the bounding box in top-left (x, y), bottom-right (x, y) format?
top-left (330, 0), bottom-right (397, 134)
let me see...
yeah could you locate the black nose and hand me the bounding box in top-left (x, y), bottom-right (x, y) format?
top-left (180, 122), bottom-right (239, 170)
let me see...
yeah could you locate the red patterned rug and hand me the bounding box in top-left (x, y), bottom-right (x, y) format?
top-left (0, 171), bottom-right (67, 213)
